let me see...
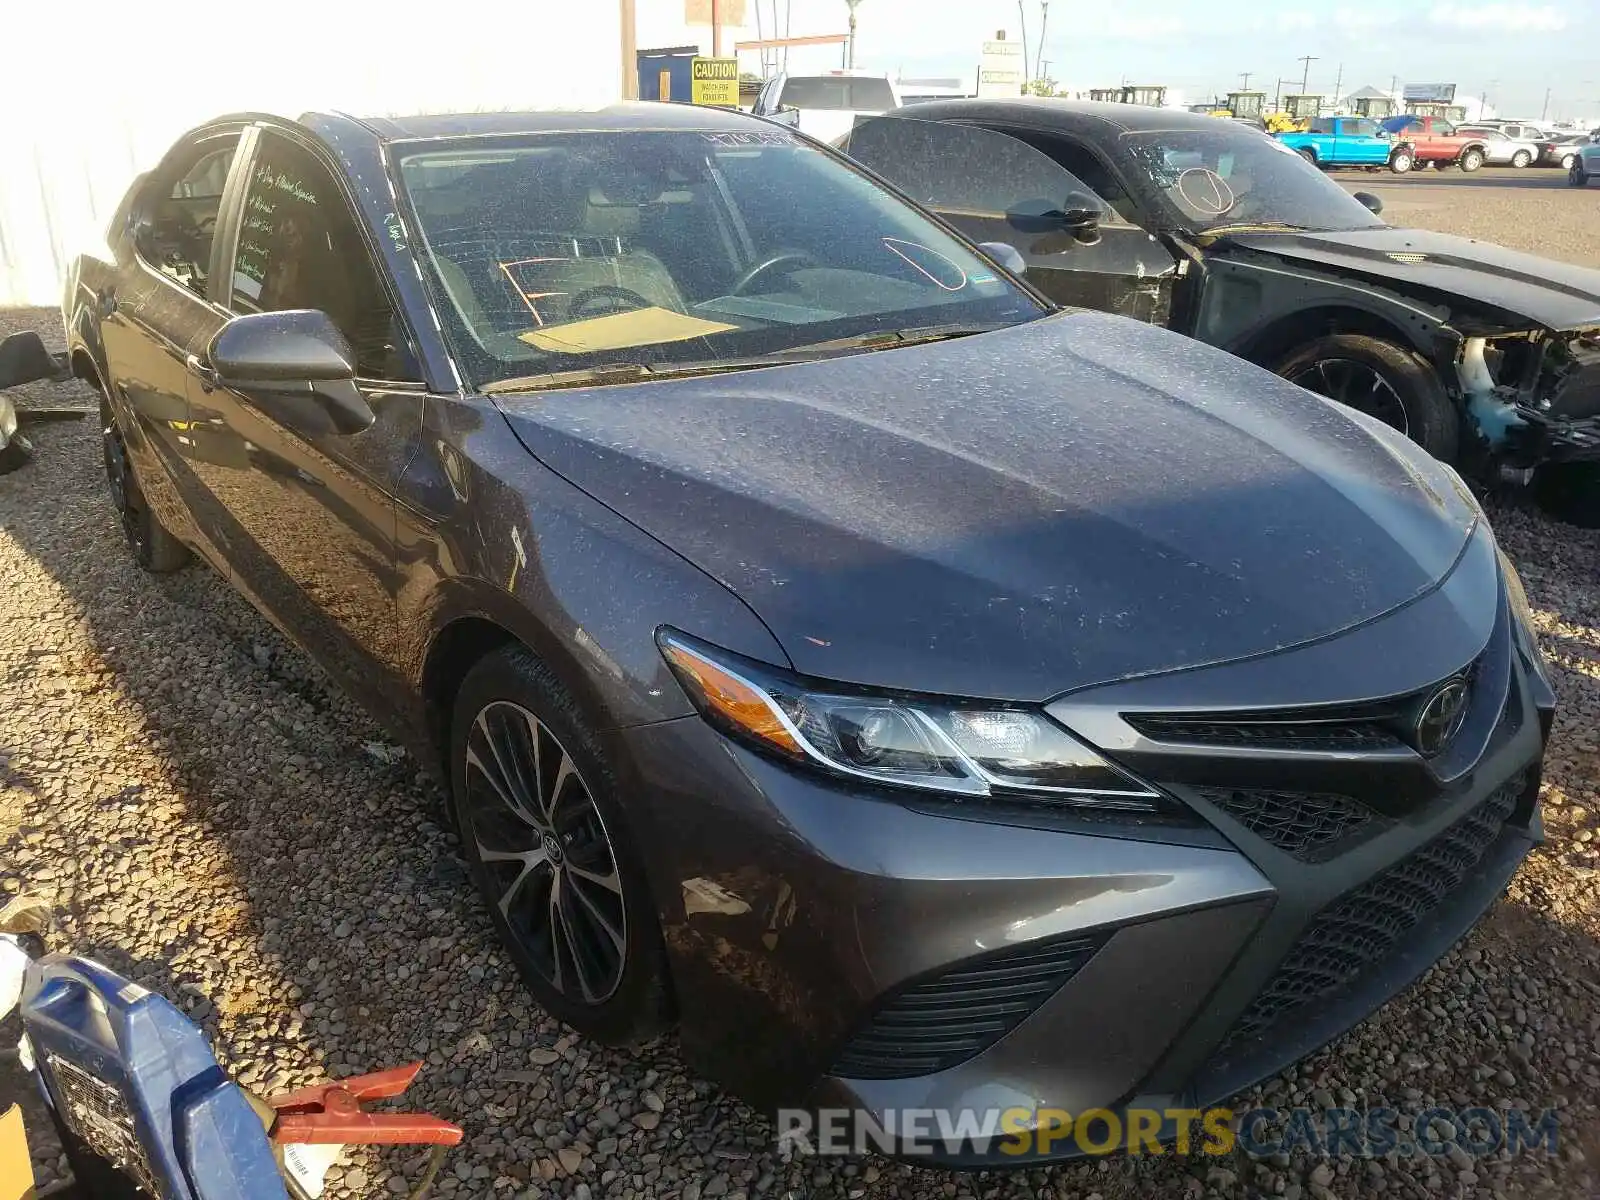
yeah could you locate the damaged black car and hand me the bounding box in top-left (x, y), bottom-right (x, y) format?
top-left (839, 100), bottom-right (1600, 525)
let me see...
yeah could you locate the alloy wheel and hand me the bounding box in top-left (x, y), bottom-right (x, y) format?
top-left (1286, 357), bottom-right (1410, 435)
top-left (101, 415), bottom-right (148, 557)
top-left (461, 700), bottom-right (627, 1004)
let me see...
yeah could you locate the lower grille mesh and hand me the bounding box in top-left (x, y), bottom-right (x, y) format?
top-left (47, 1055), bottom-right (161, 1195)
top-left (1217, 771), bottom-right (1526, 1054)
top-left (832, 935), bottom-right (1103, 1080)
top-left (1193, 787), bottom-right (1377, 862)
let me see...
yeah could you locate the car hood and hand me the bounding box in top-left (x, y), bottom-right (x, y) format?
top-left (494, 311), bottom-right (1480, 701)
top-left (1221, 225), bottom-right (1600, 331)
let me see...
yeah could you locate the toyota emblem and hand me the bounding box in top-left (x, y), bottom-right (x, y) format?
top-left (1414, 677), bottom-right (1471, 756)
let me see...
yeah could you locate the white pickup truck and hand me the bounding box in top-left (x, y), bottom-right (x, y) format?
top-left (750, 71), bottom-right (901, 145)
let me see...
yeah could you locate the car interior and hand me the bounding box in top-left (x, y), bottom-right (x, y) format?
top-left (406, 139), bottom-right (1001, 373)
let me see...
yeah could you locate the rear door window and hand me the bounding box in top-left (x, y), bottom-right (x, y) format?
top-left (137, 137), bottom-right (241, 297)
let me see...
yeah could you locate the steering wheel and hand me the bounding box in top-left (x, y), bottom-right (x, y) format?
top-left (566, 286), bottom-right (653, 320)
top-left (731, 252), bottom-right (818, 297)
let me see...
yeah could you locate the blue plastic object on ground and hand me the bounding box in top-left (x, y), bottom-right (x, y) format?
top-left (19, 954), bottom-right (289, 1200)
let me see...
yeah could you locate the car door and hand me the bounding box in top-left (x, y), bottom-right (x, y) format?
top-left (1339, 118), bottom-right (1389, 164)
top-left (183, 124), bottom-right (428, 712)
top-left (97, 129), bottom-right (244, 560)
top-left (840, 116), bottom-right (1178, 323)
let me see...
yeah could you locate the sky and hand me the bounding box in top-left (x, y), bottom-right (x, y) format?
top-left (719, 0), bottom-right (1598, 122)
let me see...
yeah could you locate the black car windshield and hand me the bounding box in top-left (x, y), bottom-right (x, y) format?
top-left (395, 129), bottom-right (1041, 389)
top-left (1117, 127), bottom-right (1387, 234)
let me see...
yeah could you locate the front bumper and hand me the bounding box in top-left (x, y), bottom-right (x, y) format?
top-left (618, 536), bottom-right (1551, 1166)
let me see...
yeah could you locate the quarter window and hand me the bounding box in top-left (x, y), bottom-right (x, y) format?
top-left (230, 134), bottom-right (419, 382)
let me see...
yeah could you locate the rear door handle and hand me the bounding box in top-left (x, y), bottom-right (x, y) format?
top-left (185, 353), bottom-right (218, 392)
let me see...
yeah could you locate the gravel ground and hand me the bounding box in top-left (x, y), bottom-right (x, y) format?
top-left (3, 178), bottom-right (1600, 1199)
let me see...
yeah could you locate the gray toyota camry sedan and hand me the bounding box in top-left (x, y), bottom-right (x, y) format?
top-left (62, 102), bottom-right (1553, 1163)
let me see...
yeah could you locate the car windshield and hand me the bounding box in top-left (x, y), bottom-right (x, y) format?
top-left (395, 129), bottom-right (1040, 389)
top-left (779, 76), bottom-right (897, 110)
top-left (1117, 127), bottom-right (1386, 233)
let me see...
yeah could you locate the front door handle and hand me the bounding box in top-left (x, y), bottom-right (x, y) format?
top-left (185, 353), bottom-right (218, 392)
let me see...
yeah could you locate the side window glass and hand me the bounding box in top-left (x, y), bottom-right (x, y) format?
top-left (841, 118), bottom-right (1116, 229)
top-left (139, 138), bottom-right (240, 297)
top-left (231, 135), bottom-right (419, 381)
top-left (1018, 134), bottom-right (1139, 226)
top-left (1311, 118), bottom-right (1334, 135)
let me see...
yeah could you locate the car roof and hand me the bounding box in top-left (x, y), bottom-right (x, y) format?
top-left (304, 102), bottom-right (771, 142)
top-left (891, 97), bottom-right (1249, 136)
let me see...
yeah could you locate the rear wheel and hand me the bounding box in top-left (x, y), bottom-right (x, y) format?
top-left (1510, 149), bottom-right (1533, 168)
top-left (1389, 148), bottom-right (1415, 173)
top-left (1459, 148), bottom-right (1485, 172)
top-left (1275, 334), bottom-right (1460, 463)
top-left (451, 645), bottom-right (672, 1045)
top-left (1560, 152), bottom-right (1577, 171)
top-left (101, 399), bottom-right (189, 572)
top-left (1297, 147), bottom-right (1318, 165)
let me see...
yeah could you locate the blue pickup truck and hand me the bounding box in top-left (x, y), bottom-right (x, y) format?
top-left (1277, 116), bottom-right (1416, 172)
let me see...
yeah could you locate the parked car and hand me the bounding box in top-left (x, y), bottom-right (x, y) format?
top-left (749, 70), bottom-right (900, 144)
top-left (1474, 120), bottom-right (1555, 143)
top-left (1380, 114), bottom-right (1487, 170)
top-left (1277, 115), bottom-right (1416, 171)
top-left (64, 104), bottom-right (1555, 1162)
top-left (1538, 133), bottom-right (1586, 170)
top-left (840, 100), bottom-right (1600, 522)
top-left (1453, 125), bottom-right (1542, 167)
top-left (1573, 132), bottom-right (1600, 186)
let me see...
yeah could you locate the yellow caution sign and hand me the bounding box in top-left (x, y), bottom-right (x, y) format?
top-left (691, 58), bottom-right (740, 107)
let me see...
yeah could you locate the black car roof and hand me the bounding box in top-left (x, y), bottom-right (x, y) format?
top-left (891, 97), bottom-right (1243, 137)
top-left (311, 102), bottom-right (768, 142)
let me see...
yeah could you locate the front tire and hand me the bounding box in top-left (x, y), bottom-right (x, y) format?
top-left (1459, 148), bottom-right (1485, 172)
top-left (1275, 334), bottom-right (1461, 464)
top-left (101, 399), bottom-right (189, 572)
top-left (1297, 147), bottom-right (1318, 165)
top-left (1571, 161), bottom-right (1590, 187)
top-left (451, 645), bottom-right (672, 1045)
top-left (1510, 149), bottom-right (1533, 168)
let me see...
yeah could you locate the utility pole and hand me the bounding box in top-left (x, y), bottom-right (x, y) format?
top-left (1036, 0), bottom-right (1050, 81)
top-left (1541, 86), bottom-right (1551, 121)
top-left (620, 0), bottom-right (637, 99)
top-left (1297, 55), bottom-right (1318, 95)
top-left (1239, 71), bottom-right (1252, 91)
top-left (712, 0), bottom-right (723, 56)
top-left (1332, 61), bottom-right (1343, 107)
top-left (1017, 0), bottom-right (1031, 87)
top-left (845, 0), bottom-right (860, 69)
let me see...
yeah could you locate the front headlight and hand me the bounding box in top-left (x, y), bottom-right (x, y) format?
top-left (1497, 548), bottom-right (1552, 688)
top-left (658, 630), bottom-right (1164, 812)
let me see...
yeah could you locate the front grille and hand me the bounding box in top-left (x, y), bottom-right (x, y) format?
top-left (1126, 714), bottom-right (1402, 752)
top-left (831, 935), bottom-right (1102, 1080)
top-left (1193, 787), bottom-right (1378, 862)
top-left (47, 1054), bottom-right (161, 1196)
top-left (1216, 771), bottom-right (1526, 1054)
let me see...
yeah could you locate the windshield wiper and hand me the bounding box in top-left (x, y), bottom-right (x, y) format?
top-left (482, 324), bottom-right (1008, 395)
top-left (483, 355), bottom-right (822, 395)
top-left (1203, 221), bottom-right (1309, 235)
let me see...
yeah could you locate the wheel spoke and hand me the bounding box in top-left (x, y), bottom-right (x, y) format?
top-left (477, 839), bottom-right (549, 918)
top-left (565, 872), bottom-right (625, 952)
top-left (470, 710), bottom-right (541, 826)
top-left (546, 750), bottom-right (578, 825)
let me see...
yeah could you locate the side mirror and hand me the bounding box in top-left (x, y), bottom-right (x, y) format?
top-left (975, 241), bottom-right (1027, 277)
top-left (206, 310), bottom-right (374, 436)
top-left (1353, 191), bottom-right (1384, 214)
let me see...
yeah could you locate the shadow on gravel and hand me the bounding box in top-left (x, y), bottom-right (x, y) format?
top-left (2, 307), bottom-right (1598, 1199)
